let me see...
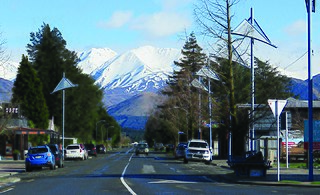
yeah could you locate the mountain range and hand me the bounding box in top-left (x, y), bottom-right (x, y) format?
top-left (0, 45), bottom-right (317, 130)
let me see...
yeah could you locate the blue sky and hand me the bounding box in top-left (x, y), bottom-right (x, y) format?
top-left (0, 0), bottom-right (318, 79)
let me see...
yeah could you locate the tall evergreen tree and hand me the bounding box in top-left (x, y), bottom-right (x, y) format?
top-left (254, 58), bottom-right (294, 103)
top-left (26, 23), bottom-right (106, 140)
top-left (160, 32), bottom-right (207, 140)
top-left (12, 55), bottom-right (49, 129)
top-left (210, 57), bottom-right (293, 155)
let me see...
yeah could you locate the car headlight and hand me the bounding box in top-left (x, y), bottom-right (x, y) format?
top-left (204, 150), bottom-right (209, 154)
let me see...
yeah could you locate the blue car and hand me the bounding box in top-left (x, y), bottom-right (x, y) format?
top-left (25, 145), bottom-right (56, 172)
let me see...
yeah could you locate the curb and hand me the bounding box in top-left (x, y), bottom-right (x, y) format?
top-left (0, 177), bottom-right (21, 188)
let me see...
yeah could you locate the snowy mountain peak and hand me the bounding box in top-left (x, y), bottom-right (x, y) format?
top-left (77, 48), bottom-right (117, 74)
top-left (0, 60), bottom-right (19, 81)
top-left (92, 46), bottom-right (182, 92)
top-left (130, 45), bottom-right (181, 72)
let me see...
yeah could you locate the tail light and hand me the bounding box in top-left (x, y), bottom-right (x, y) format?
top-left (80, 148), bottom-right (82, 153)
top-left (93, 147), bottom-right (96, 150)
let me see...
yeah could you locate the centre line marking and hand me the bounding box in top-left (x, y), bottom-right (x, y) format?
top-left (120, 153), bottom-right (137, 195)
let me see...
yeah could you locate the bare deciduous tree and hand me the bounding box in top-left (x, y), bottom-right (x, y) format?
top-left (194, 0), bottom-right (240, 149)
top-left (0, 32), bottom-right (12, 135)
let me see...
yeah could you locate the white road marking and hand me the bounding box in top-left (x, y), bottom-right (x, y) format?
top-left (120, 154), bottom-right (137, 195)
top-left (0, 187), bottom-right (14, 194)
top-left (142, 165), bottom-right (155, 174)
top-left (149, 180), bottom-right (197, 184)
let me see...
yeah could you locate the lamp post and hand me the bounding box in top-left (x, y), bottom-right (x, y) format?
top-left (51, 73), bottom-right (78, 159)
top-left (106, 126), bottom-right (114, 142)
top-left (96, 120), bottom-right (106, 141)
top-left (232, 8), bottom-right (276, 151)
top-left (194, 64), bottom-right (220, 151)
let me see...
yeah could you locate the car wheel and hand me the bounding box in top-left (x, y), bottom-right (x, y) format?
top-left (50, 164), bottom-right (54, 170)
top-left (26, 165), bottom-right (32, 172)
top-left (58, 159), bottom-right (62, 168)
top-left (183, 158), bottom-right (188, 164)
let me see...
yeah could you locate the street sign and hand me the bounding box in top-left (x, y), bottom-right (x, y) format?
top-left (268, 99), bottom-right (287, 117)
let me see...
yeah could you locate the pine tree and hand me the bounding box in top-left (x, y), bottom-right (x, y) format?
top-left (26, 23), bottom-right (106, 140)
top-left (12, 55), bottom-right (49, 129)
top-left (254, 58), bottom-right (294, 103)
top-left (161, 32), bottom-right (207, 139)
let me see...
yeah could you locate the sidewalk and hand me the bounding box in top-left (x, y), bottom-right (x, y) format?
top-left (213, 159), bottom-right (320, 187)
top-left (0, 159), bottom-right (24, 188)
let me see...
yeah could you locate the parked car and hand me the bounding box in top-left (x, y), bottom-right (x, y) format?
top-left (65, 144), bottom-right (87, 160)
top-left (184, 139), bottom-right (212, 164)
top-left (84, 144), bottom-right (97, 157)
top-left (154, 143), bottom-right (164, 151)
top-left (79, 143), bottom-right (89, 160)
top-left (135, 143), bottom-right (149, 156)
top-left (165, 144), bottom-right (175, 152)
top-left (46, 144), bottom-right (64, 168)
top-left (175, 143), bottom-right (187, 159)
top-left (96, 144), bottom-right (107, 154)
top-left (25, 145), bottom-right (56, 172)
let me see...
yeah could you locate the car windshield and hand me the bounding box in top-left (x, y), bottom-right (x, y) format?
top-left (48, 146), bottom-right (57, 152)
top-left (137, 144), bottom-right (147, 148)
top-left (189, 142), bottom-right (208, 148)
top-left (29, 148), bottom-right (48, 154)
top-left (85, 144), bottom-right (94, 149)
top-left (67, 145), bottom-right (80, 150)
top-left (178, 145), bottom-right (186, 150)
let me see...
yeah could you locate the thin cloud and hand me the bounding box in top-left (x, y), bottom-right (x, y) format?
top-left (98, 11), bottom-right (133, 28)
top-left (284, 20), bottom-right (306, 37)
top-left (131, 12), bottom-right (192, 37)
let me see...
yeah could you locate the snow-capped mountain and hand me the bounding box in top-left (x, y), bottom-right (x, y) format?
top-left (92, 46), bottom-right (180, 89)
top-left (0, 45), bottom-right (320, 130)
top-left (0, 45), bottom-right (183, 129)
top-left (90, 46), bottom-right (182, 106)
top-left (77, 48), bottom-right (117, 75)
top-left (0, 60), bottom-right (19, 81)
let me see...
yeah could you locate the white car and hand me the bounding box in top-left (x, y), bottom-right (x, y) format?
top-left (184, 139), bottom-right (212, 164)
top-left (65, 144), bottom-right (87, 160)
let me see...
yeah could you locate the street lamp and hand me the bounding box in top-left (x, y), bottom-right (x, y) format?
top-left (51, 73), bottom-right (78, 159)
top-left (96, 120), bottom-right (106, 141)
top-left (194, 64), bottom-right (220, 152)
top-left (105, 126), bottom-right (114, 142)
top-left (232, 8), bottom-right (276, 151)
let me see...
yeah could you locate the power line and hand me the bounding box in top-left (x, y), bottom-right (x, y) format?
top-left (284, 51), bottom-right (307, 70)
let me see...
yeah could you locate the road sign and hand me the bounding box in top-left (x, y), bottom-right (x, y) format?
top-left (268, 99), bottom-right (287, 117)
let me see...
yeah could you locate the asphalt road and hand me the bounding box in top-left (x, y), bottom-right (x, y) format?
top-left (1, 148), bottom-right (319, 195)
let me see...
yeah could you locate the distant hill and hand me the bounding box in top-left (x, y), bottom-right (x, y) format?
top-left (289, 75), bottom-right (320, 100)
top-left (0, 45), bottom-right (319, 130)
top-left (0, 78), bottom-right (13, 102)
top-left (107, 92), bottom-right (166, 129)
